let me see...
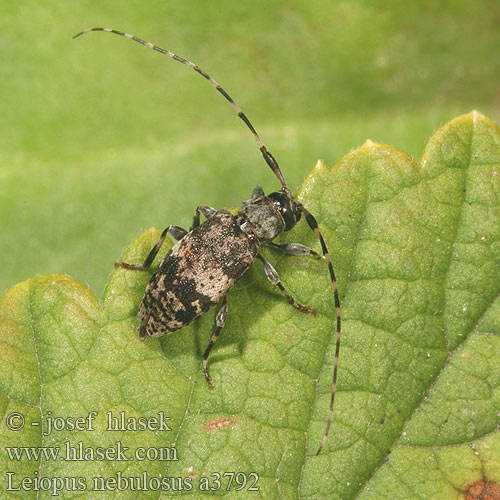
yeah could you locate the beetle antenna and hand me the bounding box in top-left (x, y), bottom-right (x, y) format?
top-left (74, 27), bottom-right (341, 455)
top-left (73, 28), bottom-right (290, 194)
top-left (298, 204), bottom-right (341, 455)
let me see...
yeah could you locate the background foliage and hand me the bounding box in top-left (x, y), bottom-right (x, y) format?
top-left (1, 0), bottom-right (499, 296)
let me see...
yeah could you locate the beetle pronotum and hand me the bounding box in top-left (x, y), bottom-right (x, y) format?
top-left (74, 27), bottom-right (341, 455)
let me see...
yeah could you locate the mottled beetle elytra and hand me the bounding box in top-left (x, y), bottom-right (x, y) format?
top-left (73, 27), bottom-right (341, 455)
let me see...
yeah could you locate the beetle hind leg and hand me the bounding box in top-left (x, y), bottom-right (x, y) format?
top-left (115, 225), bottom-right (187, 270)
top-left (202, 296), bottom-right (228, 388)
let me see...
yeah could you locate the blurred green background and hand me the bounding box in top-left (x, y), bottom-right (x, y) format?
top-left (1, 0), bottom-right (499, 298)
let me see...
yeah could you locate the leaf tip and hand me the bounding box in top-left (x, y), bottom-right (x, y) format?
top-left (297, 160), bottom-right (328, 197)
top-left (467, 109), bottom-right (485, 124)
top-left (463, 109), bottom-right (490, 125)
top-left (312, 159), bottom-right (327, 173)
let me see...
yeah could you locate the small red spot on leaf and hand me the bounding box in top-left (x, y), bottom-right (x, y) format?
top-left (186, 465), bottom-right (197, 479)
top-left (463, 479), bottom-right (500, 499)
top-left (468, 480), bottom-right (485, 496)
top-left (204, 417), bottom-right (236, 431)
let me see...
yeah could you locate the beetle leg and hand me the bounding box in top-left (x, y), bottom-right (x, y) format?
top-left (202, 296), bottom-right (228, 388)
top-left (266, 242), bottom-right (322, 259)
top-left (257, 254), bottom-right (316, 315)
top-left (191, 205), bottom-right (217, 230)
top-left (115, 225), bottom-right (187, 270)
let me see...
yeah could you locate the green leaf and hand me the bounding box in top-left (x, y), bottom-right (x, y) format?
top-left (1, 111), bottom-right (499, 499)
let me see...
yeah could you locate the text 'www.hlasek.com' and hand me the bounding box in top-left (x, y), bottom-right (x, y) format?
top-left (4, 410), bottom-right (260, 496)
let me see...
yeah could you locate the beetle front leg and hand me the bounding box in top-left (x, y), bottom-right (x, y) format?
top-left (257, 254), bottom-right (316, 315)
top-left (202, 296), bottom-right (228, 388)
top-left (115, 225), bottom-right (187, 270)
top-left (267, 241), bottom-right (322, 259)
top-left (191, 205), bottom-right (217, 230)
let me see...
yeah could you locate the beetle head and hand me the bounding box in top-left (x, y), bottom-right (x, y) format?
top-left (268, 190), bottom-right (302, 231)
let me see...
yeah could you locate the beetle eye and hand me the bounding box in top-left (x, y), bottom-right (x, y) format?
top-left (293, 201), bottom-right (302, 222)
top-left (268, 191), bottom-right (299, 231)
top-left (281, 204), bottom-right (296, 230)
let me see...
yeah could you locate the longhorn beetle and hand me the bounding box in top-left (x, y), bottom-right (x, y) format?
top-left (73, 27), bottom-right (341, 455)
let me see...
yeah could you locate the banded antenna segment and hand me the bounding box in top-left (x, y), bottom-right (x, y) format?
top-left (73, 28), bottom-right (290, 194)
